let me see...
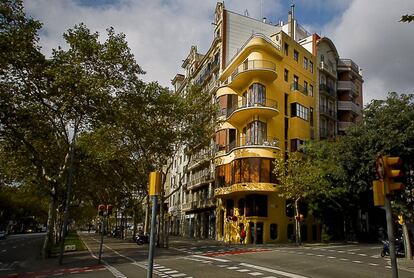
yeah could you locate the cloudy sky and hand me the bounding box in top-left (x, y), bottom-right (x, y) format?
top-left (25, 0), bottom-right (414, 104)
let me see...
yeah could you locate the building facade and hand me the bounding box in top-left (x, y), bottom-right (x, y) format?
top-left (165, 2), bottom-right (363, 244)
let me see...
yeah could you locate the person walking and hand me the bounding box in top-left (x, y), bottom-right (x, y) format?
top-left (240, 227), bottom-right (246, 244)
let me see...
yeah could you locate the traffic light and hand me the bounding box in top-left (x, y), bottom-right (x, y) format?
top-left (106, 205), bottom-right (113, 216)
top-left (295, 214), bottom-right (304, 222)
top-left (383, 156), bottom-right (404, 192)
top-left (372, 180), bottom-right (385, 206)
top-left (398, 215), bottom-right (404, 225)
top-left (98, 204), bottom-right (106, 216)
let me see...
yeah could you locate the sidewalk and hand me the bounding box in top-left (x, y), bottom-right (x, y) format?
top-left (3, 250), bottom-right (105, 278)
top-left (397, 258), bottom-right (414, 273)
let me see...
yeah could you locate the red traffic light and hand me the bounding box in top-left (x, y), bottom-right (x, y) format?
top-left (106, 205), bottom-right (113, 215)
top-left (98, 204), bottom-right (106, 216)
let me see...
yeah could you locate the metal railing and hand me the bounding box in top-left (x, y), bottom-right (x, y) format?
top-left (226, 98), bottom-right (278, 117)
top-left (319, 105), bottom-right (337, 118)
top-left (337, 81), bottom-right (358, 94)
top-left (337, 101), bottom-right (362, 115)
top-left (188, 147), bottom-right (214, 169)
top-left (188, 172), bottom-right (214, 189)
top-left (290, 83), bottom-right (308, 96)
top-left (319, 84), bottom-right (336, 97)
top-left (215, 136), bottom-right (279, 154)
top-left (319, 61), bottom-right (337, 76)
top-left (231, 60), bottom-right (276, 81)
top-left (338, 59), bottom-right (359, 73)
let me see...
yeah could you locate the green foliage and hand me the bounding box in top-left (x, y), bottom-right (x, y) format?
top-left (400, 14), bottom-right (414, 22)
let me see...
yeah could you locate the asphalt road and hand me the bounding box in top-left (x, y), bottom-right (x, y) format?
top-left (78, 233), bottom-right (414, 278)
top-left (0, 232), bottom-right (45, 274)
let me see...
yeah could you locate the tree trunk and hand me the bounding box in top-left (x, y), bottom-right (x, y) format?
top-left (403, 223), bottom-right (413, 260)
top-left (42, 190), bottom-right (57, 258)
top-left (294, 198), bottom-right (302, 246)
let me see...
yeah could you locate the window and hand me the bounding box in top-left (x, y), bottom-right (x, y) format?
top-left (215, 129), bottom-right (227, 151)
top-left (291, 138), bottom-right (304, 152)
top-left (303, 57), bottom-right (308, 69)
top-left (270, 224), bottom-right (278, 240)
top-left (246, 83), bottom-right (266, 106)
top-left (294, 50), bottom-right (299, 62)
top-left (309, 61), bottom-right (314, 73)
top-left (304, 81), bottom-right (308, 94)
top-left (284, 69), bottom-right (289, 82)
top-left (284, 43), bottom-right (289, 56)
top-left (246, 194), bottom-right (267, 217)
top-left (293, 75), bottom-right (299, 90)
top-left (309, 84), bottom-right (314, 97)
top-left (231, 158), bottom-right (276, 184)
top-left (238, 199), bottom-right (245, 216)
top-left (310, 107), bottom-right (314, 127)
top-left (291, 103), bottom-right (309, 121)
top-left (226, 199), bottom-right (234, 217)
top-left (246, 120), bottom-right (267, 145)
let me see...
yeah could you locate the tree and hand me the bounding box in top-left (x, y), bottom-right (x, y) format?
top-left (400, 14), bottom-right (414, 22)
top-left (273, 152), bottom-right (328, 245)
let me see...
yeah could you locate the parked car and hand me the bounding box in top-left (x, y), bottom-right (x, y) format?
top-left (0, 231), bottom-right (6, 240)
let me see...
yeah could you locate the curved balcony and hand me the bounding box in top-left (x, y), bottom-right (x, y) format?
top-left (214, 136), bottom-right (280, 159)
top-left (226, 98), bottom-right (278, 127)
top-left (215, 182), bottom-right (277, 197)
top-left (228, 60), bottom-right (277, 90)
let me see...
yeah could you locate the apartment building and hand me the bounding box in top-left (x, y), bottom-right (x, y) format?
top-left (166, 2), bottom-right (363, 244)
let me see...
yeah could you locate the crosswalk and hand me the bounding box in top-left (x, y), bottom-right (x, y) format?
top-left (0, 261), bottom-right (18, 271)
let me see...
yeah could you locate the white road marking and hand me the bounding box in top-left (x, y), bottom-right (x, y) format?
top-left (192, 255), bottom-right (230, 262)
top-left (369, 263), bottom-right (379, 266)
top-left (327, 256), bottom-right (336, 259)
top-left (338, 251), bottom-right (345, 253)
top-left (340, 258), bottom-right (349, 261)
top-left (164, 270), bottom-right (179, 274)
top-left (352, 261), bottom-right (362, 264)
top-left (316, 255), bottom-right (325, 257)
top-left (227, 266), bottom-right (239, 270)
top-left (249, 272), bottom-right (263, 276)
top-left (348, 252), bottom-right (356, 255)
top-left (347, 249), bottom-right (361, 252)
top-left (358, 254), bottom-right (367, 256)
top-left (386, 266), bottom-right (391, 269)
top-left (171, 274), bottom-right (187, 277)
top-left (237, 269), bottom-right (251, 272)
top-left (240, 263), bottom-right (310, 278)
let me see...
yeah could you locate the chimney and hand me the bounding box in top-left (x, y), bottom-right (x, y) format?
top-left (288, 4), bottom-right (295, 39)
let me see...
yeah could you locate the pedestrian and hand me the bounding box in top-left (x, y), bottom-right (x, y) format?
top-left (240, 228), bottom-right (246, 244)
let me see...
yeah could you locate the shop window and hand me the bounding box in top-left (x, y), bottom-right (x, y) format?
top-left (270, 223), bottom-right (278, 240)
top-left (238, 199), bottom-right (245, 216)
top-left (226, 199), bottom-right (234, 217)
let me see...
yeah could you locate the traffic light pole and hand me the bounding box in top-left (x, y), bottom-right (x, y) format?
top-left (147, 195), bottom-right (158, 278)
top-left (98, 216), bottom-right (104, 264)
top-left (384, 194), bottom-right (399, 278)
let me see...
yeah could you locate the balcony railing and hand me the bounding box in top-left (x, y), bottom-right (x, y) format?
top-left (290, 83), bottom-right (308, 96)
top-left (187, 147), bottom-right (214, 170)
top-left (230, 60), bottom-right (276, 81)
top-left (188, 172), bottom-right (214, 190)
top-left (319, 61), bottom-right (337, 77)
top-left (215, 136), bottom-right (279, 154)
top-left (338, 59), bottom-right (359, 74)
top-left (226, 98), bottom-right (278, 117)
top-left (337, 81), bottom-right (358, 95)
top-left (319, 105), bottom-right (337, 118)
top-left (319, 84), bottom-right (336, 98)
top-left (337, 101), bottom-right (362, 115)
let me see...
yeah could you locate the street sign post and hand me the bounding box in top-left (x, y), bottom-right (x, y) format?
top-left (147, 171), bottom-right (161, 278)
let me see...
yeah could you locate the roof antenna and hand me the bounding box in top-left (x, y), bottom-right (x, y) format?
top-left (244, 9), bottom-right (249, 17)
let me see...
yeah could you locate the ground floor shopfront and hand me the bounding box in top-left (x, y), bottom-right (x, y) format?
top-left (169, 209), bottom-right (216, 240)
top-left (214, 190), bottom-right (321, 244)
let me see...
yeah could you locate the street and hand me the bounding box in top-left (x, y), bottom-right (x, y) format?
top-left (1, 232), bottom-right (414, 277)
top-left (78, 233), bottom-right (414, 278)
top-left (0, 233), bottom-right (45, 273)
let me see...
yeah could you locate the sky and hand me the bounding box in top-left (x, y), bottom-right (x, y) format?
top-left (25, 0), bottom-right (414, 105)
